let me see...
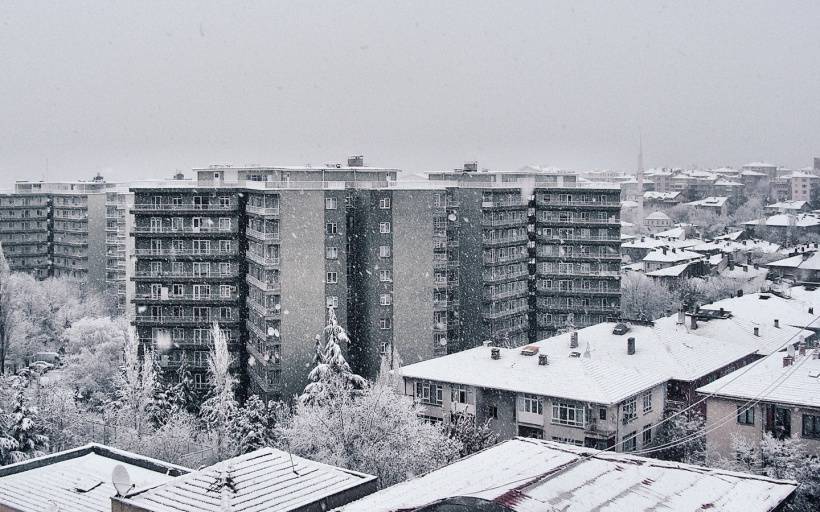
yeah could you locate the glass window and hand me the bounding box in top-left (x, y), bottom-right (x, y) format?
top-left (802, 414), bottom-right (820, 439)
top-left (379, 245), bottom-right (391, 258)
top-left (325, 197), bottom-right (338, 210)
top-left (737, 406), bottom-right (755, 425)
top-left (521, 394), bottom-right (544, 415)
top-left (379, 222), bottom-right (391, 234)
top-left (622, 397), bottom-right (637, 424)
top-left (326, 272), bottom-right (338, 284)
top-left (379, 197), bottom-right (391, 209)
top-left (326, 247), bottom-right (338, 259)
top-left (552, 401), bottom-right (584, 426)
top-left (642, 390), bottom-right (653, 414)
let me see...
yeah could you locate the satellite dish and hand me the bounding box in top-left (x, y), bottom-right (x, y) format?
top-left (112, 464), bottom-right (133, 497)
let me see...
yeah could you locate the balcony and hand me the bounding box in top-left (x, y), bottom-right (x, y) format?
top-left (536, 286), bottom-right (620, 296)
top-left (585, 420), bottom-right (617, 437)
top-left (481, 201), bottom-right (528, 210)
top-left (246, 228), bottom-right (280, 241)
top-left (134, 315), bottom-right (240, 326)
top-left (53, 226), bottom-right (88, 234)
top-left (538, 304), bottom-right (620, 314)
top-left (537, 198), bottom-right (620, 208)
top-left (536, 252), bottom-right (622, 262)
top-left (133, 226), bottom-right (238, 236)
top-left (537, 217), bottom-right (620, 226)
top-left (433, 298), bottom-right (459, 309)
top-left (482, 304), bottom-right (529, 319)
top-left (247, 320), bottom-right (277, 340)
top-left (482, 235), bottom-right (529, 247)
top-left (483, 270), bottom-right (529, 282)
top-left (483, 288), bottom-right (529, 301)
top-left (246, 251), bottom-right (280, 267)
top-left (132, 203), bottom-right (238, 213)
top-left (247, 297), bottom-right (281, 317)
top-left (537, 234), bottom-right (620, 243)
top-left (481, 217), bottom-right (527, 228)
top-left (246, 205), bottom-right (280, 216)
top-left (134, 292), bottom-right (240, 303)
top-left (246, 274), bottom-right (281, 293)
top-left (536, 269), bottom-right (620, 278)
top-left (483, 254), bottom-right (529, 266)
top-left (134, 248), bottom-right (238, 258)
top-left (133, 270), bottom-right (239, 280)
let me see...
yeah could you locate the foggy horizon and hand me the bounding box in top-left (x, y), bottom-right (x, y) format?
top-left (1, 1), bottom-right (818, 188)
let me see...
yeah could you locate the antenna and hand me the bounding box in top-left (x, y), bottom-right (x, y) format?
top-left (283, 438), bottom-right (300, 476)
top-left (111, 464), bottom-right (134, 497)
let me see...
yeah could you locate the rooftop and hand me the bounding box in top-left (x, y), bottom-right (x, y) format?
top-left (337, 438), bottom-right (797, 512)
top-left (744, 213), bottom-right (820, 228)
top-left (643, 248), bottom-right (704, 263)
top-left (685, 196), bottom-right (729, 208)
top-left (0, 443), bottom-right (188, 512)
top-left (644, 211), bottom-right (671, 220)
top-left (117, 447), bottom-right (377, 512)
top-left (698, 349), bottom-right (820, 409)
top-left (645, 260), bottom-right (698, 277)
top-left (643, 191), bottom-right (681, 200)
top-left (765, 200), bottom-right (810, 210)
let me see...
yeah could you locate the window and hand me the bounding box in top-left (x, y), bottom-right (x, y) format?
top-left (379, 293), bottom-right (392, 306)
top-left (171, 217), bottom-right (184, 231)
top-left (379, 270), bottom-right (392, 282)
top-left (219, 262), bottom-right (231, 276)
top-left (379, 222), bottom-right (391, 234)
top-left (219, 307), bottom-right (232, 320)
top-left (325, 197), bottom-right (338, 210)
top-left (486, 405), bottom-right (498, 419)
top-left (150, 217), bottom-right (162, 232)
top-left (379, 245), bottom-right (391, 258)
top-left (451, 387), bottom-right (467, 404)
top-left (219, 196), bottom-right (231, 208)
top-left (802, 414), bottom-right (820, 439)
top-left (642, 390), bottom-right (653, 414)
top-left (326, 246), bottom-right (338, 259)
top-left (171, 284), bottom-right (184, 297)
top-left (380, 342), bottom-right (389, 355)
top-left (415, 382), bottom-right (443, 405)
top-left (218, 240), bottom-right (231, 253)
top-left (379, 197), bottom-right (391, 209)
top-left (193, 262), bottom-right (210, 277)
top-left (150, 283), bottom-right (162, 299)
top-left (326, 272), bottom-right (338, 284)
top-left (552, 402), bottom-right (585, 426)
top-left (642, 424), bottom-right (652, 445)
top-left (326, 296), bottom-right (339, 308)
top-left (150, 261), bottom-right (162, 276)
top-left (622, 432), bottom-right (637, 452)
top-left (220, 285), bottom-right (233, 298)
top-left (326, 222), bottom-right (338, 235)
top-left (622, 397), bottom-right (637, 424)
top-left (737, 406), bottom-right (755, 425)
top-left (379, 317), bottom-right (392, 330)
top-left (219, 218), bottom-right (231, 231)
top-left (521, 394), bottom-right (544, 415)
top-left (192, 284), bottom-right (210, 300)
top-left (599, 408), bottom-right (607, 421)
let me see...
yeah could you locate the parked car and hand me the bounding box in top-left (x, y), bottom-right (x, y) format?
top-left (29, 361), bottom-right (55, 374)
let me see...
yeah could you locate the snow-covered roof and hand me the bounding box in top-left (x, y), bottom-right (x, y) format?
top-left (643, 248), bottom-right (704, 263)
top-left (0, 444), bottom-right (187, 512)
top-left (743, 213), bottom-right (820, 228)
top-left (654, 226), bottom-right (687, 239)
top-left (784, 171), bottom-right (819, 179)
top-left (766, 200), bottom-right (809, 211)
top-left (720, 265), bottom-right (769, 280)
top-left (620, 200), bottom-right (639, 208)
top-left (622, 237), bottom-right (702, 250)
top-left (766, 251), bottom-right (820, 271)
top-left (713, 178), bottom-right (744, 186)
top-left (118, 448), bottom-right (377, 512)
top-left (740, 169), bottom-right (768, 177)
top-left (645, 261), bottom-right (696, 277)
top-left (338, 438), bottom-right (797, 512)
top-left (714, 230), bottom-right (745, 241)
top-left (645, 211), bottom-right (670, 220)
top-left (643, 191), bottom-right (680, 200)
top-left (690, 239), bottom-right (781, 255)
top-left (685, 196), bottom-right (729, 208)
top-left (698, 350), bottom-right (820, 409)
top-left (743, 162), bottom-right (777, 168)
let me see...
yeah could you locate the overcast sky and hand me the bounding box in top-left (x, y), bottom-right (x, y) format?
top-left (1, 1), bottom-right (818, 187)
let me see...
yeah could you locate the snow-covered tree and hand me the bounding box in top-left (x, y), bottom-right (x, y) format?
top-left (115, 329), bottom-right (158, 438)
top-left (620, 272), bottom-right (674, 321)
top-left (445, 412), bottom-right (498, 457)
top-left (33, 383), bottom-right (89, 452)
top-left (63, 316), bottom-right (128, 404)
top-left (649, 411), bottom-right (706, 465)
top-left (300, 306), bottom-right (367, 406)
top-left (6, 391), bottom-right (48, 463)
top-left (281, 381), bottom-right (461, 488)
top-left (199, 322), bottom-right (238, 460)
top-left (230, 395), bottom-right (280, 454)
top-left (0, 246), bottom-right (10, 374)
top-left (168, 357), bottom-right (200, 415)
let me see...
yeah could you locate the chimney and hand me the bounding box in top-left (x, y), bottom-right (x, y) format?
top-left (799, 344), bottom-right (807, 356)
top-left (491, 347), bottom-right (500, 360)
top-left (463, 161), bottom-right (478, 172)
top-left (538, 354), bottom-right (549, 366)
top-left (570, 332), bottom-right (579, 349)
top-left (627, 337), bottom-right (636, 355)
top-left (677, 309), bottom-right (685, 324)
top-left (737, 289), bottom-right (744, 297)
top-left (774, 319), bottom-right (780, 328)
top-left (482, 340), bottom-right (492, 347)
top-left (754, 327), bottom-right (759, 336)
top-left (690, 313), bottom-right (698, 330)
top-left (347, 155), bottom-right (364, 167)
top-left (663, 247), bottom-right (668, 255)
top-left (810, 307), bottom-right (814, 314)
top-left (719, 307), bottom-right (725, 316)
top-left (783, 355), bottom-right (794, 367)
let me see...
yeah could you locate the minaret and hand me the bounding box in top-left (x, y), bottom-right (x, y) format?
top-left (637, 134), bottom-right (645, 223)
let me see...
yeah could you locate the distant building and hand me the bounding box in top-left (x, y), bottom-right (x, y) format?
top-left (785, 171), bottom-right (820, 204)
top-left (685, 196), bottom-right (729, 217)
top-left (114, 447), bottom-right (377, 512)
top-left (643, 211), bottom-right (673, 233)
top-left (0, 443), bottom-right (188, 512)
top-left (338, 438), bottom-right (797, 512)
top-left (743, 213), bottom-right (820, 241)
top-left (643, 190), bottom-right (683, 208)
top-left (699, 349), bottom-right (820, 459)
top-left (642, 247), bottom-right (703, 272)
top-left (765, 200), bottom-right (811, 213)
top-left (743, 162), bottom-right (779, 181)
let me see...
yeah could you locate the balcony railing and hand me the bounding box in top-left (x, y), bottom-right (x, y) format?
top-left (537, 198), bottom-right (620, 207)
top-left (246, 274), bottom-right (281, 292)
top-left (482, 235), bottom-right (529, 246)
top-left (538, 217), bottom-right (621, 225)
top-left (133, 203), bottom-right (237, 212)
top-left (135, 315), bottom-right (238, 325)
top-left (481, 217), bottom-right (527, 227)
top-left (247, 297), bottom-right (281, 317)
top-left (133, 226), bottom-right (238, 235)
top-left (536, 269), bottom-right (620, 277)
top-left (483, 271), bottom-right (529, 282)
top-left (536, 286), bottom-right (620, 296)
top-left (246, 251), bottom-right (280, 267)
top-left (482, 305), bottom-right (529, 319)
top-left (483, 288), bottom-right (528, 301)
top-left (433, 299), bottom-right (459, 309)
top-left (538, 304), bottom-right (620, 313)
top-left (134, 248), bottom-right (238, 257)
top-left (134, 293), bottom-right (239, 302)
top-left (246, 205), bottom-right (280, 216)
top-left (133, 270), bottom-right (239, 279)
top-left (246, 228), bottom-right (280, 241)
top-left (536, 252), bottom-right (622, 261)
top-left (538, 234), bottom-right (620, 242)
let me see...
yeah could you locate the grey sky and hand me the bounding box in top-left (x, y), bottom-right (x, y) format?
top-left (1, 1), bottom-right (818, 187)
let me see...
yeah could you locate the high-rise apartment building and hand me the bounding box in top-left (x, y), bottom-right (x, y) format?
top-left (0, 191), bottom-right (51, 278)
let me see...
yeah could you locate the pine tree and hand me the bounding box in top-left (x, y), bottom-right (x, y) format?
top-left (200, 322), bottom-right (238, 460)
top-left (168, 355), bottom-right (199, 415)
top-left (300, 306), bottom-right (367, 406)
top-left (230, 395), bottom-right (280, 454)
top-left (649, 411), bottom-right (706, 465)
top-left (7, 391), bottom-right (48, 463)
top-left (445, 412), bottom-right (498, 457)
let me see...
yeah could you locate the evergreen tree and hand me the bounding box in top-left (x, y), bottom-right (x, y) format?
top-left (300, 306), bottom-right (367, 406)
top-left (445, 412), bottom-right (498, 457)
top-left (649, 411), bottom-right (706, 465)
top-left (230, 395), bottom-right (279, 454)
top-left (7, 391), bottom-right (48, 463)
top-left (168, 355), bottom-right (199, 415)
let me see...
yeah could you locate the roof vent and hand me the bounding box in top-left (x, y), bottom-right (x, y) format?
top-left (569, 332), bottom-right (579, 349)
top-left (520, 345), bottom-right (539, 356)
top-left (538, 354), bottom-right (549, 366)
top-left (463, 161), bottom-right (478, 172)
top-left (783, 355), bottom-right (795, 367)
top-left (569, 351), bottom-right (581, 358)
top-left (347, 155), bottom-right (364, 167)
top-left (754, 327), bottom-right (760, 336)
top-left (774, 319), bottom-right (780, 328)
top-left (627, 337), bottom-right (636, 355)
top-left (482, 340), bottom-right (492, 347)
top-left (810, 307), bottom-right (815, 315)
top-left (737, 289), bottom-right (743, 297)
top-left (490, 347), bottom-right (500, 360)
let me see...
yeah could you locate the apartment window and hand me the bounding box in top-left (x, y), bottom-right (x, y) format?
top-left (219, 218), bottom-right (231, 231)
top-left (219, 196), bottom-right (231, 208)
top-left (642, 390), bottom-right (653, 414)
top-left (326, 246), bottom-right (338, 259)
top-left (521, 394), bottom-right (543, 415)
top-left (219, 262), bottom-right (231, 276)
top-left (171, 284), bottom-right (184, 297)
top-left (326, 296), bottom-right (339, 308)
top-left (326, 222), bottom-right (338, 235)
top-left (380, 342), bottom-right (389, 355)
top-left (150, 217), bottom-right (162, 232)
top-left (622, 397), bottom-right (637, 424)
top-left (325, 197), bottom-right (338, 210)
top-left (151, 195), bottom-right (162, 207)
top-left (150, 261), bottom-right (162, 276)
top-left (193, 285), bottom-right (210, 300)
top-left (379, 197), bottom-right (391, 209)
top-left (193, 262), bottom-right (210, 277)
top-left (172, 328), bottom-right (184, 341)
top-left (379, 222), bottom-right (391, 234)
top-left (219, 307), bottom-right (232, 320)
top-left (379, 245), bottom-right (391, 258)
top-left (379, 317), bottom-right (392, 330)
top-left (737, 406), bottom-right (755, 425)
top-left (599, 408), bottom-right (607, 421)
top-left (218, 240), bottom-right (231, 253)
top-left (552, 402), bottom-right (584, 427)
top-left (622, 432), bottom-right (637, 452)
top-left (642, 424), bottom-right (652, 445)
top-left (451, 387), bottom-right (467, 404)
top-left (486, 405), bottom-right (498, 419)
top-left (379, 270), bottom-right (392, 282)
top-left (193, 307), bottom-right (210, 322)
top-left (220, 285), bottom-right (233, 298)
top-left (170, 196), bottom-right (182, 206)
top-left (192, 239), bottom-right (210, 255)
top-left (379, 293), bottom-right (392, 306)
top-left (171, 217), bottom-right (184, 231)
top-left (415, 382), bottom-right (443, 405)
top-left (172, 262), bottom-right (184, 275)
top-left (802, 414), bottom-right (820, 439)
top-left (326, 272), bottom-right (338, 284)
top-left (150, 284), bottom-right (162, 299)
